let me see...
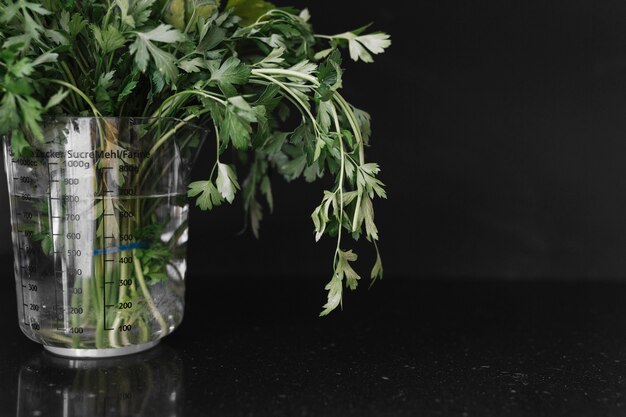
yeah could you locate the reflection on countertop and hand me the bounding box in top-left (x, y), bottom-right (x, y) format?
top-left (16, 345), bottom-right (183, 417)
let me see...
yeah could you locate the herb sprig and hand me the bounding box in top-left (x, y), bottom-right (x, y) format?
top-left (0, 0), bottom-right (390, 315)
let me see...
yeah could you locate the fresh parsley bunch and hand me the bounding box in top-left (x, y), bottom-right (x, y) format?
top-left (0, 0), bottom-right (390, 315)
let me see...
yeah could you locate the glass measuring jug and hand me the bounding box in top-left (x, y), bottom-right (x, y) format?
top-left (3, 117), bottom-right (207, 357)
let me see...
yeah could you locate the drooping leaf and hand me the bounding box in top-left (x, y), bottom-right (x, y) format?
top-left (215, 162), bottom-right (240, 203)
top-left (188, 180), bottom-right (223, 210)
top-left (333, 31), bottom-right (391, 63)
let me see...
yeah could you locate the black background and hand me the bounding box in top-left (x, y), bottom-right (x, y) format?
top-left (4, 3), bottom-right (626, 415)
top-left (3, 0), bottom-right (626, 283)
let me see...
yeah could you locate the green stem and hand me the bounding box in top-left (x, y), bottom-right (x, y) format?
top-left (43, 79), bottom-right (102, 118)
top-left (138, 111), bottom-right (210, 179)
top-left (330, 104), bottom-right (346, 267)
top-left (251, 68), bottom-right (320, 85)
top-left (132, 251), bottom-right (168, 335)
top-left (152, 89), bottom-right (225, 118)
top-left (252, 72), bottom-right (322, 136)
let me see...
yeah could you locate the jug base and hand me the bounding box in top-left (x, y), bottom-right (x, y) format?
top-left (43, 340), bottom-right (160, 358)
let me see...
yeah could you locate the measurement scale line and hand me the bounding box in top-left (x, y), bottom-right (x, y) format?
top-left (47, 159), bottom-right (63, 332)
top-left (10, 152), bottom-right (30, 329)
top-left (101, 158), bottom-right (110, 332)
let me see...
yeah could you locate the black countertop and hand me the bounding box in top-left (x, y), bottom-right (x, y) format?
top-left (1, 274), bottom-right (626, 416)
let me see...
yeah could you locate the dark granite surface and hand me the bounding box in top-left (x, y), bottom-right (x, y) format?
top-left (1, 271), bottom-right (626, 416)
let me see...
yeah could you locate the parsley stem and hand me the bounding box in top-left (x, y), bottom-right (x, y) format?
top-left (251, 68), bottom-right (320, 86)
top-left (252, 72), bottom-right (322, 136)
top-left (43, 79), bottom-right (102, 118)
top-left (151, 90), bottom-right (226, 119)
top-left (139, 111), bottom-right (211, 178)
top-left (132, 253), bottom-right (168, 335)
top-left (334, 95), bottom-right (366, 165)
top-left (330, 104), bottom-right (346, 269)
top-left (210, 119), bottom-right (221, 179)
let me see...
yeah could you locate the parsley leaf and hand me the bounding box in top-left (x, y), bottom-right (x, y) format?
top-left (215, 162), bottom-right (240, 203)
top-left (209, 56), bottom-right (251, 96)
top-left (129, 24), bottom-right (184, 81)
top-left (188, 180), bottom-right (223, 210)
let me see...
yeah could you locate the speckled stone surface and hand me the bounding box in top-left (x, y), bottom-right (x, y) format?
top-left (1, 270), bottom-right (626, 416)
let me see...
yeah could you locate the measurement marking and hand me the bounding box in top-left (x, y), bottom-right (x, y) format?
top-left (103, 213), bottom-right (116, 217)
top-left (23, 303), bottom-right (28, 307)
top-left (51, 216), bottom-right (62, 219)
top-left (104, 328), bottom-right (115, 331)
top-left (12, 159), bottom-right (29, 325)
top-left (47, 160), bottom-right (64, 331)
top-left (105, 304), bottom-right (116, 308)
top-left (50, 180), bottom-right (59, 183)
top-left (105, 281), bottom-right (115, 284)
top-left (101, 167), bottom-right (113, 170)
top-left (102, 159), bottom-right (107, 332)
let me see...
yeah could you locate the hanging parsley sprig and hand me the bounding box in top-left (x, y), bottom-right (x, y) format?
top-left (0, 0), bottom-right (390, 315)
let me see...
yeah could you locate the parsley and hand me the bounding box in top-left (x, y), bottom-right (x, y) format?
top-left (0, 0), bottom-right (390, 318)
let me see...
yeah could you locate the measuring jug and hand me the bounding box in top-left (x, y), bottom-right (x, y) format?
top-left (2, 117), bottom-right (207, 357)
